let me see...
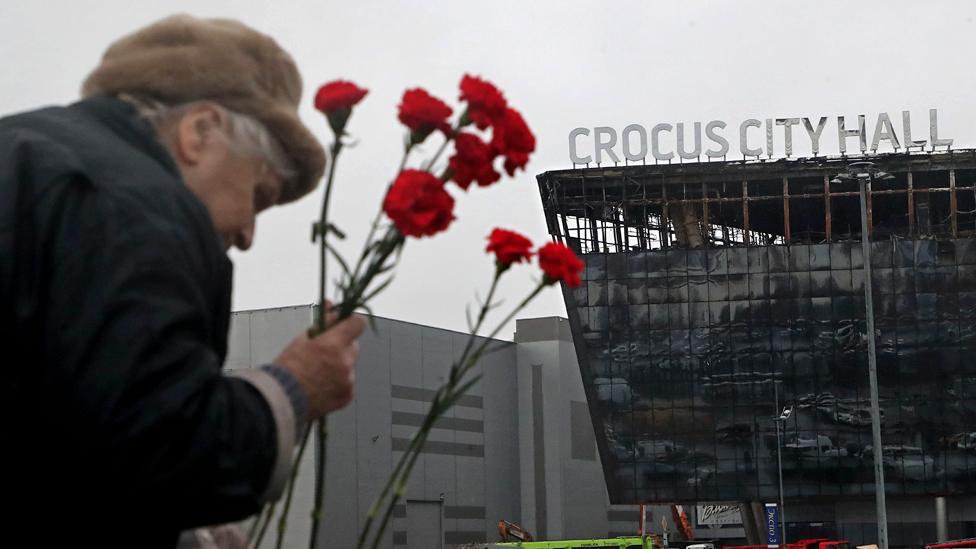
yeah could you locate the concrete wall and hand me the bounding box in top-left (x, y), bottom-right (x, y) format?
top-left (513, 317), bottom-right (686, 543)
top-left (228, 306), bottom-right (520, 549)
top-left (226, 306), bottom-right (318, 549)
top-left (516, 316), bottom-right (607, 540)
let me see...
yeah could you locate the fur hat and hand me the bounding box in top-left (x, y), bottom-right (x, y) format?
top-left (82, 14), bottom-right (326, 204)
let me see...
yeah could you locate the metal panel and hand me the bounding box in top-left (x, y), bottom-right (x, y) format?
top-left (406, 500), bottom-right (443, 549)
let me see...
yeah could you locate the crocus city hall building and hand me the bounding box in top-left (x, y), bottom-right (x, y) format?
top-left (540, 109), bottom-right (976, 542)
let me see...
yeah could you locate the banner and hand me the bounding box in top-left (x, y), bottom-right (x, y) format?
top-left (696, 504), bottom-right (742, 526)
top-left (764, 503), bottom-right (781, 548)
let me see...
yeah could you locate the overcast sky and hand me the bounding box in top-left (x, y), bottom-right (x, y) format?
top-left (3, 1), bottom-right (975, 339)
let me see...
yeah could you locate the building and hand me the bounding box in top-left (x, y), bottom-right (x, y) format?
top-left (536, 149), bottom-right (976, 544)
top-left (233, 150), bottom-right (976, 548)
top-left (232, 307), bottom-right (676, 549)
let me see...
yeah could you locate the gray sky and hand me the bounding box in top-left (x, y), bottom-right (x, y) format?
top-left (3, 1), bottom-right (974, 339)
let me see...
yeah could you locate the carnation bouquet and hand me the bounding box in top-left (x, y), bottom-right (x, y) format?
top-left (248, 75), bottom-right (582, 549)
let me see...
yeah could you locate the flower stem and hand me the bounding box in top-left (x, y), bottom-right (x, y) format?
top-left (314, 139), bottom-right (344, 335)
top-left (476, 282), bottom-right (545, 355)
top-left (308, 137), bottom-right (342, 549)
top-left (249, 496), bottom-right (275, 546)
top-left (422, 126), bottom-right (460, 173)
top-left (349, 143), bottom-right (413, 290)
top-left (338, 228), bottom-right (405, 320)
top-left (453, 270), bottom-right (501, 382)
top-left (309, 134), bottom-right (412, 549)
top-left (253, 425), bottom-right (310, 549)
top-left (398, 140), bottom-right (413, 174)
top-left (309, 420), bottom-right (327, 549)
top-left (358, 279), bottom-right (546, 548)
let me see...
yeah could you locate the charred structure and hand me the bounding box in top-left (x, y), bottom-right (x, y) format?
top-left (538, 150), bottom-right (976, 505)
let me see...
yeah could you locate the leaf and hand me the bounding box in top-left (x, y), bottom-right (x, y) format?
top-left (359, 275), bottom-right (396, 305)
top-left (358, 304), bottom-right (380, 332)
top-left (327, 222), bottom-right (347, 240)
top-left (324, 242), bottom-right (353, 280)
top-left (360, 240), bottom-right (380, 261)
top-left (373, 261), bottom-right (398, 276)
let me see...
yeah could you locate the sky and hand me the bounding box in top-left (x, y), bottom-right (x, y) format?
top-left (3, 1), bottom-right (975, 339)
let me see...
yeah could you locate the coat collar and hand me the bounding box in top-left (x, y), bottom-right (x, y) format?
top-left (74, 95), bottom-right (181, 179)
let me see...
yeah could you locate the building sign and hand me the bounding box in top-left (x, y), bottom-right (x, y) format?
top-left (765, 503), bottom-right (781, 548)
top-left (568, 109), bottom-right (953, 164)
top-left (696, 504), bottom-right (742, 526)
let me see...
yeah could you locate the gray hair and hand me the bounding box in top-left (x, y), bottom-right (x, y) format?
top-left (119, 94), bottom-right (297, 183)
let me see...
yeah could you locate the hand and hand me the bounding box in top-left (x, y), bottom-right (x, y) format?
top-left (274, 310), bottom-right (367, 419)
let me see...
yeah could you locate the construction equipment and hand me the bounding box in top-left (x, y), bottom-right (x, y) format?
top-left (499, 520), bottom-right (534, 542)
top-left (496, 535), bottom-right (654, 549)
top-left (786, 539), bottom-right (830, 549)
top-left (925, 540), bottom-right (976, 549)
top-left (670, 505), bottom-right (694, 541)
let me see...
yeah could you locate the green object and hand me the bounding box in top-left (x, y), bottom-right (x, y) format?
top-left (497, 535), bottom-right (653, 549)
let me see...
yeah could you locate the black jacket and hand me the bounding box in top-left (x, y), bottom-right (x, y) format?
top-left (0, 97), bottom-right (279, 547)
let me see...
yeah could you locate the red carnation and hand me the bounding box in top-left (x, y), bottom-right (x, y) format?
top-left (314, 80), bottom-right (368, 135)
top-left (459, 74), bottom-right (507, 130)
top-left (486, 228), bottom-right (533, 269)
top-left (383, 170), bottom-right (456, 238)
top-left (448, 133), bottom-right (500, 190)
top-left (314, 80), bottom-right (368, 113)
top-left (490, 107), bottom-right (536, 176)
top-left (537, 242), bottom-right (584, 288)
top-left (398, 88), bottom-right (453, 142)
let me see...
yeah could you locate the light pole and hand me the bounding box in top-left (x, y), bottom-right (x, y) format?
top-left (772, 389), bottom-right (793, 548)
top-left (831, 161), bottom-right (893, 549)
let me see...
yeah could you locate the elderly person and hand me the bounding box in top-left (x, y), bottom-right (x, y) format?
top-left (0, 15), bottom-right (362, 548)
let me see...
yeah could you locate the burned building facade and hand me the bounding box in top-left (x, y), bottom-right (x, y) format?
top-left (538, 151), bottom-right (976, 516)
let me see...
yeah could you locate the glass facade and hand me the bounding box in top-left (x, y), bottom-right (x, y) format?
top-left (538, 151), bottom-right (976, 504)
top-left (572, 240), bottom-right (976, 503)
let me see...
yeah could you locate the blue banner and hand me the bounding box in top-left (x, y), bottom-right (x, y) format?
top-left (764, 503), bottom-right (781, 547)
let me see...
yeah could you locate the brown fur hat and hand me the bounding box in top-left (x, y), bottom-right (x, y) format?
top-left (82, 14), bottom-right (326, 204)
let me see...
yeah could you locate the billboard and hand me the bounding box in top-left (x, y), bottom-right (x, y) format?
top-left (696, 504), bottom-right (742, 526)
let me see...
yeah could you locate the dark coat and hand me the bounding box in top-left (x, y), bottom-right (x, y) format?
top-left (0, 97), bottom-right (277, 547)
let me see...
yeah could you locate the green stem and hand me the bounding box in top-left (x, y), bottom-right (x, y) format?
top-left (305, 136), bottom-right (343, 549)
top-left (369, 431), bottom-right (430, 549)
top-left (453, 270), bottom-right (501, 383)
top-left (338, 229), bottom-right (405, 320)
top-left (359, 281), bottom-right (547, 548)
top-left (422, 124), bottom-right (460, 173)
top-left (255, 425), bottom-right (310, 549)
top-left (348, 143), bottom-right (413, 292)
top-left (311, 138), bottom-right (413, 549)
top-left (315, 140), bottom-right (343, 335)
top-left (366, 392), bottom-right (450, 549)
top-left (355, 386), bottom-right (448, 548)
top-left (248, 498), bottom-right (275, 546)
top-left (477, 283), bottom-right (545, 354)
top-left (453, 282), bottom-right (546, 384)
top-left (354, 435), bottom-right (419, 548)
top-left (308, 419), bottom-right (328, 549)
top-left (398, 140), bottom-right (413, 174)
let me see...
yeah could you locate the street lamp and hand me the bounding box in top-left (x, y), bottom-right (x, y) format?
top-left (830, 161), bottom-right (894, 549)
top-left (772, 403), bottom-right (794, 547)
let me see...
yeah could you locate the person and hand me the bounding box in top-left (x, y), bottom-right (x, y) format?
top-left (0, 14), bottom-right (365, 548)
